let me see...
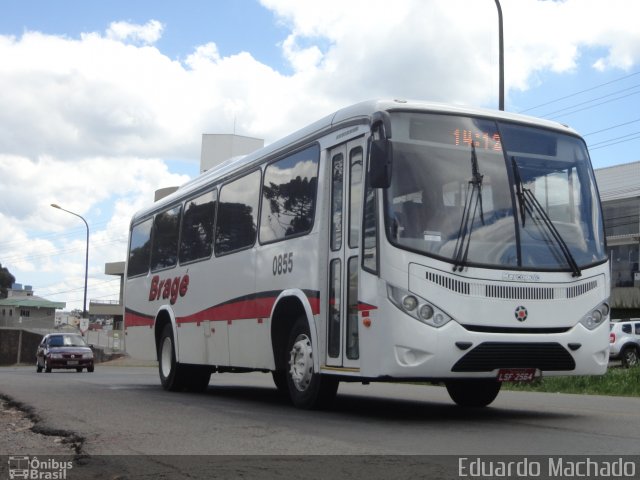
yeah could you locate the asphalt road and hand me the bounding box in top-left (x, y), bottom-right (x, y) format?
top-left (1, 363), bottom-right (639, 478)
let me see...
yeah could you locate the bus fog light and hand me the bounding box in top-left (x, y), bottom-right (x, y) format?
top-left (419, 304), bottom-right (434, 320)
top-left (402, 295), bottom-right (418, 311)
top-left (584, 315), bottom-right (595, 329)
top-left (433, 313), bottom-right (446, 326)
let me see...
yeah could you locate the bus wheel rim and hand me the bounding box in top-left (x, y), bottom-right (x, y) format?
top-left (161, 337), bottom-right (173, 377)
top-left (289, 334), bottom-right (313, 392)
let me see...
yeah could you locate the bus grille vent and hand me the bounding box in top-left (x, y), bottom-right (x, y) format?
top-left (424, 269), bottom-right (599, 301)
top-left (452, 342), bottom-right (576, 372)
top-left (425, 271), bottom-right (470, 295)
top-left (485, 285), bottom-right (554, 300)
top-left (566, 280), bottom-right (598, 298)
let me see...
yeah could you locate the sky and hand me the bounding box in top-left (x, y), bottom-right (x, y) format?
top-left (0, 0), bottom-right (639, 312)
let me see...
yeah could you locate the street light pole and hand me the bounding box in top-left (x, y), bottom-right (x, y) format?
top-left (495, 0), bottom-right (505, 111)
top-left (51, 204), bottom-right (89, 319)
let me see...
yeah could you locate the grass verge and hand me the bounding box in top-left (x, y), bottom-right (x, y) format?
top-left (503, 366), bottom-right (640, 397)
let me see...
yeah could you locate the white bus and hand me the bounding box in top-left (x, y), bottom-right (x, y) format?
top-left (124, 99), bottom-right (610, 409)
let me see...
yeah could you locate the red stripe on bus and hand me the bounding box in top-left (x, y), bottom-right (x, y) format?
top-left (176, 291), bottom-right (321, 325)
top-left (125, 290), bottom-right (322, 327)
top-left (125, 310), bottom-right (154, 328)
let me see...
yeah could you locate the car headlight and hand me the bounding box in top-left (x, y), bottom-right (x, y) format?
top-left (579, 300), bottom-right (610, 330)
top-left (49, 353), bottom-right (63, 359)
top-left (387, 284), bottom-right (452, 328)
top-left (82, 352), bottom-right (93, 359)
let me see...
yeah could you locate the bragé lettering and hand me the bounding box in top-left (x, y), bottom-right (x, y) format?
top-left (149, 274), bottom-right (189, 305)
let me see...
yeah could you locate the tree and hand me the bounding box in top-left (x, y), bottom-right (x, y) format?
top-left (0, 263), bottom-right (16, 299)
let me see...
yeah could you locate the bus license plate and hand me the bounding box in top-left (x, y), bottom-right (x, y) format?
top-left (497, 368), bottom-right (536, 382)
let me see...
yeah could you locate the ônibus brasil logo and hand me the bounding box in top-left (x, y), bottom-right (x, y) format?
top-left (514, 306), bottom-right (528, 322)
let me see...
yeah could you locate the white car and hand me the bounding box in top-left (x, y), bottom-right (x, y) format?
top-left (609, 319), bottom-right (640, 368)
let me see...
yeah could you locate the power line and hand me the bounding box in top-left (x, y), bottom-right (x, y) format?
top-left (588, 130), bottom-right (640, 148)
top-left (38, 278), bottom-right (120, 297)
top-left (589, 134), bottom-right (640, 151)
top-left (518, 70), bottom-right (640, 113)
top-left (583, 118), bottom-right (640, 136)
top-left (546, 90), bottom-right (640, 120)
top-left (540, 85), bottom-right (640, 118)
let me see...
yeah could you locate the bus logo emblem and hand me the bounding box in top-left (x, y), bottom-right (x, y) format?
top-left (514, 306), bottom-right (528, 322)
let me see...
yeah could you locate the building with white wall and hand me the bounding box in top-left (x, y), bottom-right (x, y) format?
top-left (594, 161), bottom-right (640, 317)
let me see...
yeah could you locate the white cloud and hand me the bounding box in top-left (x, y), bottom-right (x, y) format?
top-left (105, 19), bottom-right (164, 45)
top-left (1, 2), bottom-right (639, 309)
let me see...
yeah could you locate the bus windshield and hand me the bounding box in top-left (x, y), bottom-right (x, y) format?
top-left (384, 112), bottom-right (607, 271)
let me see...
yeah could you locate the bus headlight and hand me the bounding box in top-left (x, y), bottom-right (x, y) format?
top-left (402, 295), bottom-right (418, 311)
top-left (579, 300), bottom-right (610, 330)
top-left (387, 284), bottom-right (452, 328)
top-left (419, 304), bottom-right (434, 320)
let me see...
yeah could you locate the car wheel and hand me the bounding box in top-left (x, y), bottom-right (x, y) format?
top-left (87, 365), bottom-right (94, 373)
top-left (445, 379), bottom-right (502, 407)
top-left (76, 367), bottom-right (83, 372)
top-left (621, 347), bottom-right (639, 368)
top-left (286, 317), bottom-right (339, 409)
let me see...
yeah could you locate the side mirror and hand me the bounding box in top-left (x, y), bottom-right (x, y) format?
top-left (368, 138), bottom-right (392, 188)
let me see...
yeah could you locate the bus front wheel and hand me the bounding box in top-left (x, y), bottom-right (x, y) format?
top-left (286, 318), bottom-right (338, 409)
top-left (445, 379), bottom-right (501, 407)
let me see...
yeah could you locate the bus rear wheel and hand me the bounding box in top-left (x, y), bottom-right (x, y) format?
top-left (445, 379), bottom-right (501, 407)
top-left (158, 324), bottom-right (211, 392)
top-left (158, 324), bottom-right (185, 391)
top-left (286, 318), bottom-right (338, 409)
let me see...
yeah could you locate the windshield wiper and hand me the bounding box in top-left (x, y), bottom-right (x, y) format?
top-left (511, 157), bottom-right (582, 277)
top-left (452, 143), bottom-right (485, 272)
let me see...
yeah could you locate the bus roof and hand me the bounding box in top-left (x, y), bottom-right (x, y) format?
top-left (131, 99), bottom-right (577, 224)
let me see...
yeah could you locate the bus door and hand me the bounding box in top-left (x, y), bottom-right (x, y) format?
top-left (326, 138), bottom-right (365, 369)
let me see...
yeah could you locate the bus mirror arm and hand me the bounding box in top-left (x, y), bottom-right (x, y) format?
top-left (368, 137), bottom-right (392, 188)
top-left (368, 112), bottom-right (393, 189)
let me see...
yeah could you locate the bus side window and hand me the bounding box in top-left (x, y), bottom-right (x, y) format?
top-left (127, 218), bottom-right (153, 277)
top-left (215, 170), bottom-right (261, 255)
top-left (349, 148), bottom-right (363, 248)
top-left (150, 206), bottom-right (182, 271)
top-left (179, 190), bottom-right (217, 264)
top-left (260, 144), bottom-right (320, 244)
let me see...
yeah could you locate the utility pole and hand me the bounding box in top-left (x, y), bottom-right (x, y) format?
top-left (495, 0), bottom-right (505, 110)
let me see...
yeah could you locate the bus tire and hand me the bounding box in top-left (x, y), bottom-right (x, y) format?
top-left (445, 379), bottom-right (501, 407)
top-left (183, 366), bottom-right (211, 393)
top-left (286, 318), bottom-right (338, 409)
top-left (158, 324), bottom-right (185, 391)
top-left (272, 370), bottom-right (288, 394)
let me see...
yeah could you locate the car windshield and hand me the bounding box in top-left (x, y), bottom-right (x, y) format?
top-left (48, 335), bottom-right (87, 347)
top-left (383, 112), bottom-right (607, 271)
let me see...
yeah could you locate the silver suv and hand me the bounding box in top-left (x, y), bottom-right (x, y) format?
top-left (609, 319), bottom-right (640, 368)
